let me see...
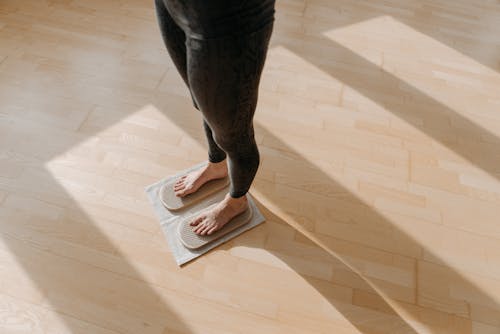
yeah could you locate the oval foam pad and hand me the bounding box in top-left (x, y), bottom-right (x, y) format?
top-left (177, 201), bottom-right (254, 250)
top-left (159, 165), bottom-right (230, 211)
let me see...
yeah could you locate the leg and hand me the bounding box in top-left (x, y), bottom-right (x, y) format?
top-left (154, 0), bottom-right (228, 195)
top-left (203, 119), bottom-right (227, 163)
top-left (187, 21), bottom-right (275, 235)
top-left (154, 0), bottom-right (190, 87)
top-left (172, 118), bottom-right (229, 197)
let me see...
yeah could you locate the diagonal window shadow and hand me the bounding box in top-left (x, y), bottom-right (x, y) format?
top-left (1, 0), bottom-right (498, 332)
top-left (0, 141), bottom-right (194, 332)
top-left (251, 123), bottom-right (500, 331)
top-left (278, 37), bottom-right (500, 183)
top-left (159, 108), bottom-right (499, 332)
top-left (296, 0), bottom-right (500, 73)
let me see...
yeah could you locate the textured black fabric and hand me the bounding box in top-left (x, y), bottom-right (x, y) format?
top-left (154, 0), bottom-right (275, 198)
top-left (159, 0), bottom-right (275, 40)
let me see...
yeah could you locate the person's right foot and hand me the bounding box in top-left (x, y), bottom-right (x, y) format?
top-left (174, 159), bottom-right (228, 197)
top-left (189, 192), bottom-right (248, 235)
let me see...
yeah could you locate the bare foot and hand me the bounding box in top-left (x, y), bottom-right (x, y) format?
top-left (174, 160), bottom-right (228, 197)
top-left (189, 193), bottom-right (248, 235)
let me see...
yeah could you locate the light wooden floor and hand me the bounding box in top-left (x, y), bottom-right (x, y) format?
top-left (1, 0), bottom-right (500, 333)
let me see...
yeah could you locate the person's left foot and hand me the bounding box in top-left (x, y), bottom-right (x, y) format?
top-left (190, 193), bottom-right (248, 235)
top-left (173, 160), bottom-right (228, 197)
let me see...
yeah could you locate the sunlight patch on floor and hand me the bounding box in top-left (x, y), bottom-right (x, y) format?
top-left (322, 15), bottom-right (500, 137)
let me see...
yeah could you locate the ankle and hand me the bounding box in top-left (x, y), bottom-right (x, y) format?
top-left (207, 159), bottom-right (228, 173)
top-left (225, 193), bottom-right (248, 206)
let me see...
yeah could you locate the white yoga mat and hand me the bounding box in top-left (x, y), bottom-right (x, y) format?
top-left (145, 161), bottom-right (265, 266)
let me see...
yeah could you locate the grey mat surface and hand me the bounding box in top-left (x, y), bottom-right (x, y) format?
top-left (145, 161), bottom-right (265, 266)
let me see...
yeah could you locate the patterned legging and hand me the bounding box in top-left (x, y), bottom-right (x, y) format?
top-left (154, 0), bottom-right (275, 198)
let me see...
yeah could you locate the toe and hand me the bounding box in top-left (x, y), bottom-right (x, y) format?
top-left (182, 184), bottom-right (194, 195)
top-left (175, 176), bottom-right (186, 185)
top-left (197, 224), bottom-right (207, 235)
top-left (193, 221), bottom-right (206, 234)
top-left (190, 216), bottom-right (204, 226)
top-left (178, 185), bottom-right (194, 197)
top-left (197, 221), bottom-right (213, 235)
top-left (175, 184), bottom-right (186, 192)
top-left (199, 223), bottom-right (214, 236)
top-left (175, 189), bottom-right (186, 197)
top-left (207, 226), bottom-right (218, 235)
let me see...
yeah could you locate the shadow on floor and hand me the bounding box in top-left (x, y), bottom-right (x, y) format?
top-left (173, 120), bottom-right (498, 333)
top-left (288, 0), bottom-right (500, 74)
top-left (153, 5), bottom-right (500, 328)
top-left (0, 137), bottom-right (193, 333)
top-left (1, 1), bottom-right (498, 333)
top-left (274, 25), bottom-right (500, 184)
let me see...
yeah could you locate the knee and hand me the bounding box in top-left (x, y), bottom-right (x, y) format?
top-left (214, 131), bottom-right (259, 163)
top-left (212, 133), bottom-right (230, 152)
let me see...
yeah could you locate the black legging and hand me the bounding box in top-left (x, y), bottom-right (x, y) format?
top-left (154, 0), bottom-right (275, 198)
